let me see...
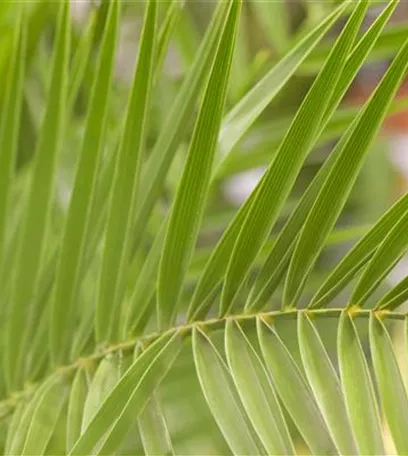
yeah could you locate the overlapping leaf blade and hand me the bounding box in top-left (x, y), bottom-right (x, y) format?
top-left (257, 318), bottom-right (336, 455)
top-left (298, 313), bottom-right (356, 455)
top-left (338, 311), bottom-right (384, 455)
top-left (188, 1), bottom-right (352, 320)
top-left (221, 0), bottom-right (368, 314)
top-left (5, 0), bottom-right (70, 389)
top-left (192, 327), bottom-right (262, 455)
top-left (70, 332), bottom-right (180, 455)
top-left (154, 0), bottom-right (183, 79)
top-left (82, 354), bottom-right (120, 432)
top-left (4, 402), bottom-right (25, 456)
top-left (158, 0), bottom-right (241, 327)
top-left (378, 274), bottom-right (408, 311)
top-left (50, 0), bottom-right (120, 364)
top-left (22, 375), bottom-right (69, 455)
top-left (225, 320), bottom-right (295, 455)
top-left (247, 0), bottom-right (399, 311)
top-left (96, 0), bottom-right (157, 343)
top-left (369, 314), bottom-right (408, 454)
top-left (66, 368), bottom-right (88, 453)
top-left (216, 0), bottom-right (348, 161)
top-left (138, 394), bottom-right (174, 456)
top-left (352, 209), bottom-right (408, 306)
top-left (133, 0), bottom-right (232, 239)
top-left (311, 192), bottom-right (408, 308)
top-left (285, 30), bottom-right (408, 308)
top-left (0, 7), bottom-right (25, 265)
top-left (95, 337), bottom-right (180, 455)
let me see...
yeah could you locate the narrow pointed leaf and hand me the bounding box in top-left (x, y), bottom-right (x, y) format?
top-left (192, 327), bottom-right (261, 455)
top-left (154, 0), bottom-right (183, 79)
top-left (378, 274), bottom-right (408, 311)
top-left (181, 1), bottom-right (350, 321)
top-left (97, 338), bottom-right (181, 455)
top-left (225, 320), bottom-right (295, 455)
top-left (70, 332), bottom-right (179, 455)
top-left (216, 0), bottom-right (348, 161)
top-left (50, 0), bottom-right (120, 364)
top-left (337, 311), bottom-right (384, 455)
top-left (96, 0), bottom-right (157, 344)
top-left (0, 8), bottom-right (25, 265)
top-left (133, 0), bottom-right (233, 239)
top-left (221, 0), bottom-right (368, 313)
top-left (126, 221), bottom-right (166, 335)
top-left (22, 375), bottom-right (69, 456)
top-left (248, 0), bottom-right (399, 311)
top-left (9, 391), bottom-right (42, 456)
top-left (4, 402), bottom-right (25, 456)
top-left (285, 33), bottom-right (408, 307)
top-left (139, 394), bottom-right (174, 456)
top-left (298, 313), bottom-right (356, 455)
top-left (158, 0), bottom-right (241, 327)
top-left (311, 192), bottom-right (408, 308)
top-left (352, 209), bottom-right (408, 306)
top-left (68, 11), bottom-right (97, 114)
top-left (370, 314), bottom-right (408, 454)
top-left (5, 0), bottom-right (70, 389)
top-left (257, 318), bottom-right (336, 455)
top-left (82, 354), bottom-right (121, 432)
top-left (66, 368), bottom-right (89, 453)
top-left (188, 184), bottom-right (259, 321)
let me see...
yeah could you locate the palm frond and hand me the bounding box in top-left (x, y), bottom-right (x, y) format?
top-left (1, 0), bottom-right (408, 454)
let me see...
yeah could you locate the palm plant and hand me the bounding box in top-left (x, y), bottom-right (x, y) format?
top-left (1, 0), bottom-right (408, 454)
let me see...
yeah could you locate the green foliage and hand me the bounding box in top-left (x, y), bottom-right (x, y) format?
top-left (1, 0), bottom-right (408, 454)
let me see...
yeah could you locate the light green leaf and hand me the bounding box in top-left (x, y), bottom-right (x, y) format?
top-left (139, 394), bottom-right (174, 456)
top-left (378, 274), bottom-right (408, 311)
top-left (370, 314), bottom-right (408, 454)
top-left (126, 221), bottom-right (166, 336)
top-left (192, 327), bottom-right (262, 455)
top-left (50, 0), bottom-right (120, 364)
top-left (9, 390), bottom-right (41, 456)
top-left (133, 0), bottom-right (233, 240)
top-left (4, 402), bottom-right (25, 456)
top-left (186, 2), bottom-right (350, 319)
top-left (157, 0), bottom-right (241, 327)
top-left (221, 0), bottom-right (368, 314)
top-left (68, 10), bottom-right (96, 115)
top-left (82, 354), bottom-right (121, 432)
top-left (96, 336), bottom-right (181, 455)
top-left (285, 30), bottom-right (408, 308)
top-left (4, 0), bottom-right (70, 390)
top-left (298, 313), bottom-right (356, 455)
top-left (337, 311), bottom-right (384, 455)
top-left (247, 0), bottom-right (399, 311)
top-left (351, 209), bottom-right (408, 306)
top-left (225, 320), bottom-right (294, 455)
top-left (96, 0), bottom-right (157, 344)
top-left (311, 192), bottom-right (408, 309)
top-left (216, 0), bottom-right (347, 162)
top-left (9, 383), bottom-right (51, 456)
top-left (22, 375), bottom-right (69, 456)
top-left (154, 0), bottom-right (184, 80)
top-left (257, 317), bottom-right (336, 455)
top-left (66, 368), bottom-right (89, 453)
top-left (70, 332), bottom-right (180, 455)
top-left (0, 7), bottom-right (25, 266)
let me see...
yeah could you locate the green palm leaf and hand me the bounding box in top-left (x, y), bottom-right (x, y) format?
top-left (2, 1), bottom-right (408, 454)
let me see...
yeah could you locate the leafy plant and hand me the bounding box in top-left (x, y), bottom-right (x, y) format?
top-left (1, 0), bottom-right (408, 454)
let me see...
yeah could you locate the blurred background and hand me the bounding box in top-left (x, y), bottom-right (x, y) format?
top-left (1, 0), bottom-right (408, 453)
